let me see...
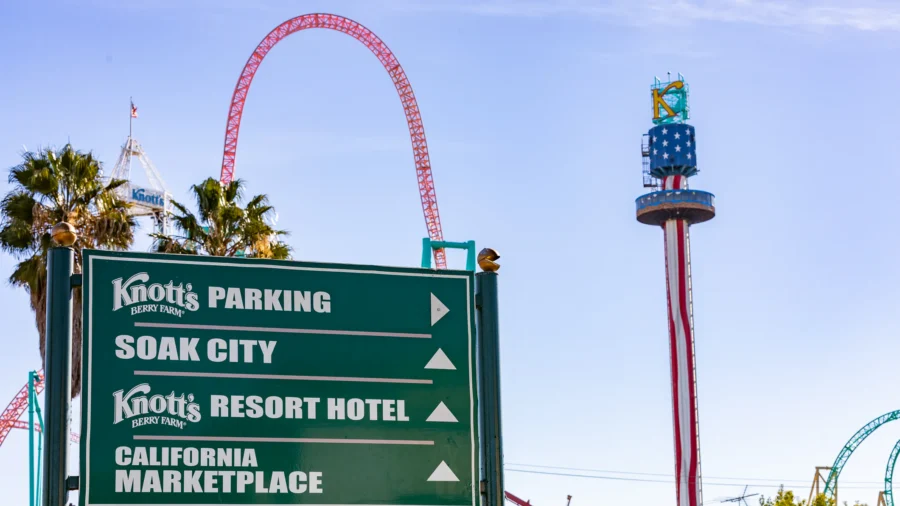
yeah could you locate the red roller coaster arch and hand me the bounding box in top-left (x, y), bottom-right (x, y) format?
top-left (219, 13), bottom-right (447, 268)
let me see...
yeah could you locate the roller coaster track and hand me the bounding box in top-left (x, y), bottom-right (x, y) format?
top-left (0, 370), bottom-right (80, 448)
top-left (823, 410), bottom-right (900, 498)
top-left (884, 440), bottom-right (900, 506)
top-left (0, 371), bottom-right (43, 448)
top-left (219, 13), bottom-right (447, 269)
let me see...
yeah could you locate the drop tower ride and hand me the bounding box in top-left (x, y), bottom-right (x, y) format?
top-left (636, 74), bottom-right (715, 506)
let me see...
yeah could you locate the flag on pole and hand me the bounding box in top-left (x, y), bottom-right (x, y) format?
top-left (130, 100), bottom-right (138, 118)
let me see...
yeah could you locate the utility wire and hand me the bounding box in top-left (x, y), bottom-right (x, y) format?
top-left (504, 469), bottom-right (883, 490)
top-left (507, 463), bottom-right (670, 478)
top-left (505, 463), bottom-right (884, 485)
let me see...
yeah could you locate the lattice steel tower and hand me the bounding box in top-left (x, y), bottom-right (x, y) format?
top-left (109, 98), bottom-right (173, 235)
top-left (636, 74), bottom-right (715, 506)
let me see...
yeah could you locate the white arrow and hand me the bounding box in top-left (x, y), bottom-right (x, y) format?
top-left (426, 402), bottom-right (458, 423)
top-left (427, 461), bottom-right (459, 482)
top-left (431, 293), bottom-right (449, 326)
top-left (424, 349), bottom-right (456, 370)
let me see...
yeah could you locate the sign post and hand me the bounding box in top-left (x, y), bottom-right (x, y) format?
top-left (80, 250), bottom-right (478, 506)
top-left (475, 250), bottom-right (504, 506)
top-left (43, 223), bottom-right (77, 506)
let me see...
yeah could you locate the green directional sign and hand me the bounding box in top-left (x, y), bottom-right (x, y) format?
top-left (80, 250), bottom-right (478, 506)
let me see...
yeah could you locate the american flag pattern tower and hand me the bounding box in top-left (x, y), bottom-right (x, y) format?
top-left (637, 77), bottom-right (715, 506)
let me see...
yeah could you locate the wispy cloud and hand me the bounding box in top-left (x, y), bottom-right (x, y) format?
top-left (393, 0), bottom-right (621, 18)
top-left (394, 0), bottom-right (900, 32)
top-left (649, 0), bottom-right (900, 31)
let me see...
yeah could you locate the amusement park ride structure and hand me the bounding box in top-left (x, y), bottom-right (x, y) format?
top-left (806, 410), bottom-right (900, 506)
top-left (109, 98), bottom-right (174, 235)
top-left (4, 14), bottom-right (898, 506)
top-left (217, 13), bottom-right (447, 269)
top-left (636, 73), bottom-right (715, 506)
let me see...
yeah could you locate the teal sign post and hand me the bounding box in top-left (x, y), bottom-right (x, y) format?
top-left (80, 250), bottom-right (478, 506)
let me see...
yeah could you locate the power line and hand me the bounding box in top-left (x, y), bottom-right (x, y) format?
top-left (504, 469), bottom-right (883, 490)
top-left (505, 463), bottom-right (884, 485)
top-left (507, 463), bottom-right (670, 478)
top-left (506, 468), bottom-right (677, 485)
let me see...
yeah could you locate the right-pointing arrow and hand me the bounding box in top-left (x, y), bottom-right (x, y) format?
top-left (431, 293), bottom-right (449, 326)
top-left (424, 349), bottom-right (456, 370)
top-left (426, 402), bottom-right (458, 423)
top-left (427, 461), bottom-right (459, 482)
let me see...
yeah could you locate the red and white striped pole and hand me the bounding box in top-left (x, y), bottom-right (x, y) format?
top-left (661, 176), bottom-right (701, 506)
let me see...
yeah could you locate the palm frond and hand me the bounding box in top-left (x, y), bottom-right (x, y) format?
top-left (9, 254), bottom-right (46, 292)
top-left (103, 177), bottom-right (128, 192)
top-left (0, 221), bottom-right (37, 254)
top-left (268, 241), bottom-right (292, 260)
top-left (1, 191), bottom-right (38, 224)
top-left (150, 233), bottom-right (200, 255)
top-left (224, 178), bottom-right (245, 204)
top-left (244, 193), bottom-right (268, 209)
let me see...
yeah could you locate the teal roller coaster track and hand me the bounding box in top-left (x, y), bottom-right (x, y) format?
top-left (822, 410), bottom-right (900, 500)
top-left (884, 440), bottom-right (900, 506)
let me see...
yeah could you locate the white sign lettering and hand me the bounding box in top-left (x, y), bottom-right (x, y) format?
top-left (208, 286), bottom-right (331, 313)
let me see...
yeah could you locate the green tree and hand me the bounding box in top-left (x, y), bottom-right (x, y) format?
top-left (151, 177), bottom-right (290, 259)
top-left (0, 144), bottom-right (135, 397)
top-left (758, 487), bottom-right (836, 506)
top-left (811, 493), bottom-right (837, 506)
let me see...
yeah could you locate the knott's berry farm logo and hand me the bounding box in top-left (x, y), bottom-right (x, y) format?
top-left (112, 272), bottom-right (200, 318)
top-left (130, 187), bottom-right (165, 207)
top-left (113, 383), bottom-right (202, 430)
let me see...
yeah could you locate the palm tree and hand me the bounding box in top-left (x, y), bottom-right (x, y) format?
top-left (0, 144), bottom-right (136, 398)
top-left (152, 177), bottom-right (291, 259)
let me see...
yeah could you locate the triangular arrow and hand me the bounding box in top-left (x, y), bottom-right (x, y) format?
top-left (426, 402), bottom-right (458, 423)
top-left (427, 461), bottom-right (459, 482)
top-left (431, 293), bottom-right (449, 326)
top-left (424, 349), bottom-right (456, 370)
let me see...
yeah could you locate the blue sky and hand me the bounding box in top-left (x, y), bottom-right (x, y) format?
top-left (1, 0), bottom-right (900, 504)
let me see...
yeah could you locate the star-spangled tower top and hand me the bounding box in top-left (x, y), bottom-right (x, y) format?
top-left (646, 122), bottom-right (697, 178)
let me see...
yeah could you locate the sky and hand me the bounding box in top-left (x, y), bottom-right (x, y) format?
top-left (1, 0), bottom-right (900, 504)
